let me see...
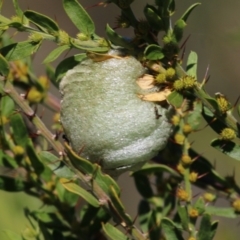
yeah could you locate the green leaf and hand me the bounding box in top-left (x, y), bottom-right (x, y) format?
top-left (133, 174), bottom-right (154, 198)
top-left (211, 139), bottom-right (240, 161)
top-left (0, 95), bottom-right (14, 117)
top-left (138, 200), bottom-right (151, 233)
top-left (197, 214), bottom-right (213, 240)
top-left (60, 178), bottom-right (100, 207)
top-left (144, 4), bottom-right (163, 31)
top-left (133, 163), bottom-right (179, 176)
top-left (0, 171), bottom-right (30, 192)
top-left (173, 19), bottom-right (186, 42)
top-left (0, 54), bottom-right (9, 76)
top-left (144, 44), bottom-right (164, 60)
top-left (39, 151), bottom-right (75, 179)
top-left (1, 41), bottom-right (41, 61)
top-left (187, 100), bottom-right (202, 130)
top-left (177, 205), bottom-right (189, 230)
top-left (186, 51), bottom-right (198, 78)
top-left (63, 0), bottom-right (95, 36)
top-left (26, 139), bottom-right (45, 175)
top-left (24, 10), bottom-right (59, 33)
top-left (205, 206), bottom-right (236, 218)
top-left (209, 221), bottom-right (218, 240)
top-left (106, 24), bottom-right (132, 49)
top-left (102, 223), bottom-right (129, 240)
top-left (2, 230), bottom-right (23, 240)
top-left (180, 3), bottom-right (201, 22)
top-left (109, 185), bottom-right (132, 225)
top-left (43, 45), bottom-right (70, 64)
top-left (70, 38), bottom-right (109, 52)
top-left (193, 197), bottom-right (205, 214)
top-left (161, 218), bottom-right (184, 240)
top-left (9, 113), bottom-right (29, 147)
top-left (55, 53), bottom-right (86, 83)
top-left (13, 0), bottom-right (28, 24)
top-left (167, 90), bottom-right (184, 108)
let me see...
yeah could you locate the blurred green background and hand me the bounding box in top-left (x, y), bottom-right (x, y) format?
top-left (1, 0), bottom-right (240, 239)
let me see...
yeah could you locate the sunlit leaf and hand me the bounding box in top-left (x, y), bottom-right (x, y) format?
top-left (186, 51), bottom-right (198, 78)
top-left (43, 45), bottom-right (70, 64)
top-left (60, 178), bottom-right (100, 207)
top-left (102, 223), bottom-right (129, 240)
top-left (24, 10), bottom-right (59, 33)
top-left (1, 41), bottom-right (41, 61)
top-left (63, 0), bottom-right (95, 35)
top-left (144, 44), bottom-right (164, 60)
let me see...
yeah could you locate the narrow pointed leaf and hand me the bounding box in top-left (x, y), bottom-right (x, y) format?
top-left (60, 178), bottom-right (100, 207)
top-left (9, 113), bottom-right (29, 147)
top-left (133, 163), bottom-right (179, 176)
top-left (39, 151), bottom-right (75, 179)
top-left (43, 45), bottom-right (70, 64)
top-left (162, 218), bottom-right (184, 240)
top-left (205, 206), bottom-right (236, 218)
top-left (1, 95), bottom-right (14, 116)
top-left (187, 100), bottom-right (202, 130)
top-left (1, 41), bottom-right (41, 61)
top-left (144, 4), bottom-right (163, 31)
top-left (177, 205), bottom-right (189, 230)
top-left (167, 90), bottom-right (184, 108)
top-left (26, 139), bottom-right (45, 175)
top-left (106, 24), bottom-right (132, 49)
top-left (186, 51), bottom-right (198, 78)
top-left (0, 53), bottom-right (9, 76)
top-left (180, 3), bottom-right (201, 22)
top-left (102, 223), bottom-right (129, 240)
top-left (197, 214), bottom-right (212, 240)
top-left (193, 197), bottom-right (205, 214)
top-left (24, 10), bottom-right (59, 33)
top-left (63, 0), bottom-right (95, 35)
top-left (138, 200), bottom-right (151, 233)
top-left (13, 0), bottom-right (28, 24)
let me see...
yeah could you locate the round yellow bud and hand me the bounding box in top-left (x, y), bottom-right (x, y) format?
top-left (173, 79), bottom-right (184, 91)
top-left (181, 155), bottom-right (192, 166)
top-left (189, 172), bottom-right (198, 182)
top-left (0, 116), bottom-right (8, 125)
top-left (165, 67), bottom-right (175, 80)
top-left (232, 199), bottom-right (240, 212)
top-left (38, 76), bottom-right (49, 90)
top-left (183, 124), bottom-right (192, 135)
top-left (174, 133), bottom-right (185, 145)
top-left (27, 87), bottom-right (44, 103)
top-left (189, 208), bottom-right (199, 218)
top-left (53, 112), bottom-right (60, 123)
top-left (176, 163), bottom-right (185, 175)
top-left (177, 188), bottom-right (189, 201)
top-left (77, 32), bottom-right (89, 41)
top-left (203, 193), bottom-right (216, 202)
top-left (13, 145), bottom-right (25, 156)
top-left (171, 115), bottom-right (180, 126)
top-left (182, 76), bottom-right (196, 89)
top-left (155, 73), bottom-right (166, 84)
top-left (220, 128), bottom-right (236, 141)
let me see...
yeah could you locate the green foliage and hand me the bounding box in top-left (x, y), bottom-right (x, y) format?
top-left (0, 0), bottom-right (240, 240)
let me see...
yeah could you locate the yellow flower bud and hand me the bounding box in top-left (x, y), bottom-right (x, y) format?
top-left (27, 87), bottom-right (44, 103)
top-left (181, 155), bottom-right (192, 166)
top-left (165, 67), bottom-right (175, 80)
top-left (183, 124), bottom-right (192, 135)
top-left (203, 193), bottom-right (216, 202)
top-left (220, 128), bottom-right (236, 141)
top-left (155, 73), bottom-right (166, 84)
top-left (177, 188), bottom-right (189, 201)
top-left (13, 145), bottom-right (25, 156)
top-left (171, 115), bottom-right (180, 126)
top-left (174, 133), bottom-right (185, 145)
top-left (189, 208), bottom-right (199, 218)
top-left (232, 199), bottom-right (240, 212)
top-left (189, 172), bottom-right (198, 182)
